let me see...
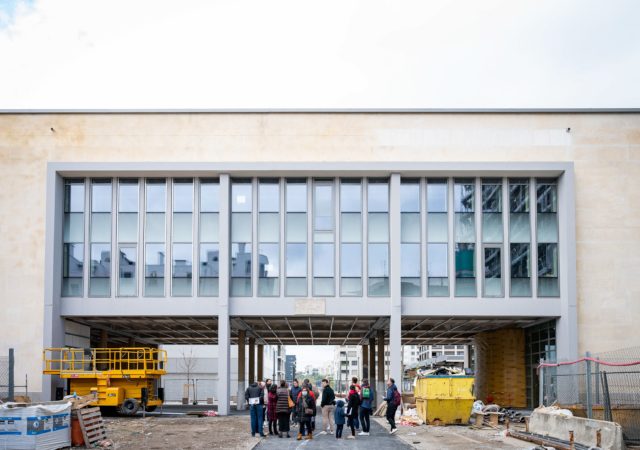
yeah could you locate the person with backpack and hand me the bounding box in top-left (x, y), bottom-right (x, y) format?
top-left (290, 379), bottom-right (301, 427)
top-left (383, 377), bottom-right (401, 434)
top-left (295, 387), bottom-right (315, 440)
top-left (345, 385), bottom-right (360, 439)
top-left (351, 377), bottom-right (361, 430)
top-left (320, 378), bottom-right (336, 434)
top-left (334, 397), bottom-right (346, 439)
top-left (358, 379), bottom-right (374, 436)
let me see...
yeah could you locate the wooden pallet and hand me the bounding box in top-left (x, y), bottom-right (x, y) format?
top-left (77, 407), bottom-right (108, 448)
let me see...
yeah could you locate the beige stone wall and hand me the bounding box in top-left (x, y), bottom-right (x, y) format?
top-left (1, 112), bottom-right (639, 395)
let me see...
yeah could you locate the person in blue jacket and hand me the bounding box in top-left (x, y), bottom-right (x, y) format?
top-left (383, 377), bottom-right (399, 434)
top-left (334, 398), bottom-right (346, 439)
top-left (358, 379), bottom-right (374, 436)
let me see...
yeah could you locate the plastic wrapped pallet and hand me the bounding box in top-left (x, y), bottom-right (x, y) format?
top-left (0, 400), bottom-right (72, 450)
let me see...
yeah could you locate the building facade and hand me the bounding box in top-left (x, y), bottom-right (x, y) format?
top-left (1, 111), bottom-right (639, 413)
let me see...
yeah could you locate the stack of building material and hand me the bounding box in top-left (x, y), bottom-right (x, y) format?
top-left (474, 328), bottom-right (526, 408)
top-left (0, 400), bottom-right (71, 450)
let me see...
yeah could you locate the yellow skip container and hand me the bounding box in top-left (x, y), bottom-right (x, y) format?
top-left (415, 375), bottom-right (475, 425)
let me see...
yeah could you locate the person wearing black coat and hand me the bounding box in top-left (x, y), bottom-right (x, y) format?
top-left (346, 385), bottom-right (360, 439)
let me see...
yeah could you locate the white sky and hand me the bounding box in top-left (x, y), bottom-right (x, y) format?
top-left (1, 0), bottom-right (639, 109)
top-left (287, 346), bottom-right (334, 373)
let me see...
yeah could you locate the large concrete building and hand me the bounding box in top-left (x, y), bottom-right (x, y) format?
top-left (1, 110), bottom-right (639, 413)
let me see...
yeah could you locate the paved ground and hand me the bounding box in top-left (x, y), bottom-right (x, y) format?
top-left (254, 407), bottom-right (411, 450)
top-left (371, 417), bottom-right (534, 450)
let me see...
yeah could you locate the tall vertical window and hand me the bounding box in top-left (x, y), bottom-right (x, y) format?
top-left (427, 179), bottom-right (449, 296)
top-left (199, 179), bottom-right (219, 296)
top-left (400, 180), bottom-right (420, 296)
top-left (172, 179), bottom-right (193, 296)
top-left (231, 180), bottom-right (252, 296)
top-left (482, 179), bottom-right (503, 297)
top-left (258, 180), bottom-right (280, 296)
top-left (145, 179), bottom-right (166, 296)
top-left (509, 179), bottom-right (531, 296)
top-left (454, 180), bottom-right (476, 297)
top-left (63, 179), bottom-right (85, 296)
top-left (285, 180), bottom-right (307, 296)
top-left (313, 180), bottom-right (335, 296)
top-left (340, 180), bottom-right (362, 296)
top-left (537, 179), bottom-right (559, 297)
top-left (368, 180), bottom-right (389, 296)
top-left (117, 179), bottom-right (138, 296)
top-left (89, 179), bottom-right (112, 297)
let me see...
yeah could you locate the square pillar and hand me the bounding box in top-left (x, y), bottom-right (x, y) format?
top-left (248, 337), bottom-right (256, 384)
top-left (362, 345), bottom-right (369, 382)
top-left (237, 330), bottom-right (246, 411)
top-left (216, 173), bottom-right (231, 415)
top-left (377, 329), bottom-right (385, 399)
top-left (389, 173), bottom-right (402, 392)
top-left (218, 313), bottom-right (231, 415)
top-left (257, 344), bottom-right (264, 382)
top-left (369, 337), bottom-right (376, 383)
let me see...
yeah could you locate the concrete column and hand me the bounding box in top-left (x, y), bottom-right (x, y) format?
top-left (362, 345), bottom-right (369, 382)
top-left (389, 173), bottom-right (402, 392)
top-left (217, 173), bottom-right (231, 415)
top-left (100, 330), bottom-right (108, 348)
top-left (237, 330), bottom-right (246, 411)
top-left (463, 344), bottom-right (471, 369)
top-left (377, 329), bottom-right (385, 399)
top-left (369, 337), bottom-right (376, 385)
top-left (556, 167), bottom-right (578, 362)
top-left (43, 170), bottom-right (65, 401)
top-left (248, 337), bottom-right (256, 384)
top-left (257, 344), bottom-right (264, 382)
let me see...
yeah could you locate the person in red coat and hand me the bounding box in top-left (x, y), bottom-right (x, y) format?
top-left (267, 384), bottom-right (279, 435)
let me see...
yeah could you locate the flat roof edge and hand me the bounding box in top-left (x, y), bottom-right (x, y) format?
top-left (1, 108), bottom-right (640, 114)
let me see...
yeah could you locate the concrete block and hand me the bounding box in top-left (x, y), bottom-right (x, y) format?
top-left (529, 406), bottom-right (626, 450)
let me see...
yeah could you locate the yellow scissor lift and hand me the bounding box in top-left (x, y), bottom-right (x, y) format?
top-left (44, 347), bottom-right (167, 415)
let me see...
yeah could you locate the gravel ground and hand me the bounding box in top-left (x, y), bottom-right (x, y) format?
top-left (104, 415), bottom-right (259, 450)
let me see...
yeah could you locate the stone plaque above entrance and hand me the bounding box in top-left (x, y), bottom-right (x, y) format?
top-left (294, 298), bottom-right (326, 316)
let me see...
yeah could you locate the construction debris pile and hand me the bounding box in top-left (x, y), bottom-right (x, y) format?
top-left (470, 400), bottom-right (530, 427)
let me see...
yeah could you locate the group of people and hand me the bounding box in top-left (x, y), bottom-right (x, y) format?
top-left (244, 375), bottom-right (401, 440)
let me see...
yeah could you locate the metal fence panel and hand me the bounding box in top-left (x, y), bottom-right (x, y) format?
top-left (0, 355), bottom-right (8, 400)
top-left (541, 346), bottom-right (640, 445)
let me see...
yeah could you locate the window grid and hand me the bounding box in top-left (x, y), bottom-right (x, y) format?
top-left (509, 178), bottom-right (532, 297)
top-left (340, 179), bottom-right (363, 297)
top-left (427, 178), bottom-right (449, 297)
top-left (89, 179), bottom-right (112, 297)
top-left (117, 179), bottom-right (139, 297)
top-left (285, 179), bottom-right (308, 297)
top-left (231, 179), bottom-right (252, 297)
top-left (144, 179), bottom-right (166, 297)
top-left (454, 179), bottom-right (476, 297)
top-left (61, 175), bottom-right (560, 300)
top-left (62, 179), bottom-right (85, 297)
top-left (400, 180), bottom-right (420, 297)
top-left (258, 180), bottom-right (280, 297)
top-left (199, 179), bottom-right (220, 297)
top-left (367, 179), bottom-right (389, 297)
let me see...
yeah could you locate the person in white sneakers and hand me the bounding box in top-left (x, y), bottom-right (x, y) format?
top-left (383, 377), bottom-right (400, 434)
top-left (357, 379), bottom-right (374, 436)
top-left (319, 379), bottom-right (335, 435)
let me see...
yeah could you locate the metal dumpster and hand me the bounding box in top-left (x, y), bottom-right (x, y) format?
top-left (414, 375), bottom-right (475, 425)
